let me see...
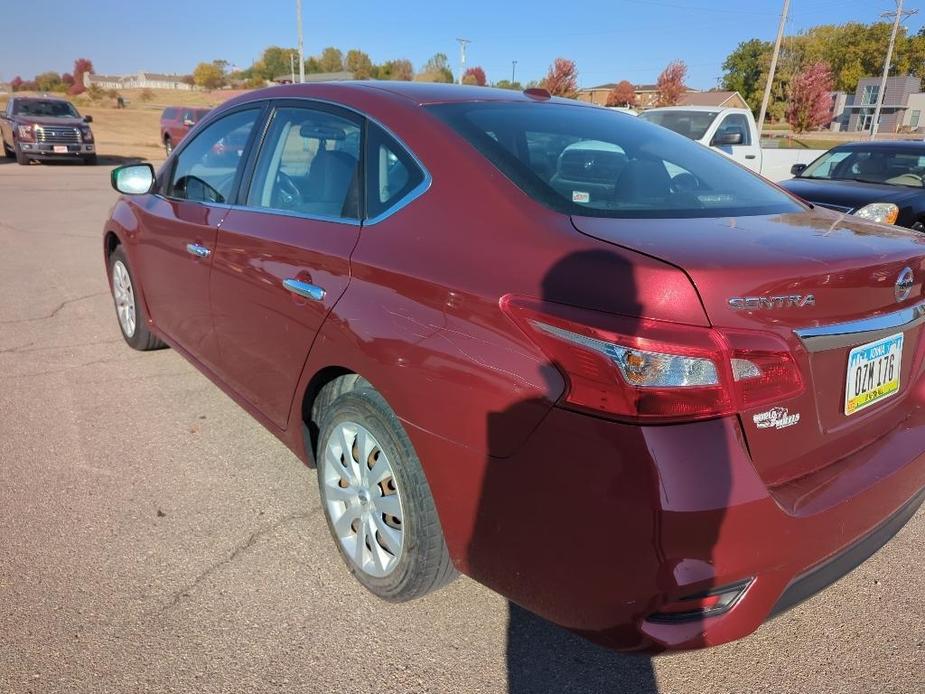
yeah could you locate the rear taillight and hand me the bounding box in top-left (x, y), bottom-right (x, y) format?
top-left (500, 295), bottom-right (803, 423)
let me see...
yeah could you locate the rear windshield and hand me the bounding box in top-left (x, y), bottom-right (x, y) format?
top-left (13, 99), bottom-right (80, 118)
top-left (637, 110), bottom-right (720, 140)
top-left (430, 102), bottom-right (801, 219)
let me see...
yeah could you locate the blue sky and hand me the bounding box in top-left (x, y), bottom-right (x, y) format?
top-left (1, 0), bottom-right (917, 89)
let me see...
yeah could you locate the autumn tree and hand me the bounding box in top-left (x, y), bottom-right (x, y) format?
top-left (319, 47), bottom-right (345, 72)
top-left (541, 58), bottom-right (579, 98)
top-left (193, 61), bottom-right (226, 90)
top-left (605, 80), bottom-right (636, 107)
top-left (786, 62), bottom-right (835, 133)
top-left (462, 66), bottom-right (487, 86)
top-left (656, 59), bottom-right (687, 106)
top-left (378, 59), bottom-right (414, 81)
top-left (344, 49), bottom-right (374, 79)
top-left (415, 54), bottom-right (453, 83)
top-left (10, 76), bottom-right (23, 91)
top-left (69, 58), bottom-right (93, 95)
top-left (35, 71), bottom-right (63, 92)
top-left (61, 73), bottom-right (75, 89)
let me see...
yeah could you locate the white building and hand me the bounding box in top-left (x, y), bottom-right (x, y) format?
top-left (84, 72), bottom-right (193, 91)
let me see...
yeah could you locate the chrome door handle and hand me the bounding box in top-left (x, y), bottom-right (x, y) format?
top-left (186, 243), bottom-right (211, 258)
top-left (283, 278), bottom-right (326, 301)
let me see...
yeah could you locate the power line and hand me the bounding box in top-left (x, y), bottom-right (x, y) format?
top-left (456, 38), bottom-right (471, 84)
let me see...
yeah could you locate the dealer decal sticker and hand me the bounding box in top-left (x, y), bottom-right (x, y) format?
top-left (753, 407), bottom-right (800, 430)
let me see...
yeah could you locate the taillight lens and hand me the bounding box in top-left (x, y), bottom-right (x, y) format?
top-left (501, 295), bottom-right (803, 423)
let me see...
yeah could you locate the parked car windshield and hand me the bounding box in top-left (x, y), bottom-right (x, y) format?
top-left (13, 99), bottom-right (80, 118)
top-left (637, 110), bottom-right (720, 140)
top-left (429, 102), bottom-right (801, 219)
top-left (799, 146), bottom-right (925, 188)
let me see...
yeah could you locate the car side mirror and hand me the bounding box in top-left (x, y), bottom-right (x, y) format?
top-left (711, 130), bottom-right (743, 146)
top-left (111, 164), bottom-right (155, 195)
top-left (83, 114), bottom-right (93, 123)
top-left (183, 118), bottom-right (195, 127)
top-left (791, 163), bottom-right (808, 176)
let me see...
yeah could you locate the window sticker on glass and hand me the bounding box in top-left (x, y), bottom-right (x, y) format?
top-left (572, 191), bottom-right (590, 203)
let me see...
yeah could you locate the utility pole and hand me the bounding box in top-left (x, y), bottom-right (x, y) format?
top-left (756, 0), bottom-right (791, 139)
top-left (871, 0), bottom-right (918, 139)
top-left (512, 60), bottom-right (518, 84)
top-left (290, 52), bottom-right (295, 84)
top-left (296, 0), bottom-right (305, 83)
top-left (456, 38), bottom-right (471, 84)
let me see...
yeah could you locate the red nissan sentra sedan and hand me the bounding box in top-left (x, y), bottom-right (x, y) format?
top-left (102, 82), bottom-right (925, 651)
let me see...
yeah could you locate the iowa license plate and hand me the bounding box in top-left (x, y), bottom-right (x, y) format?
top-left (845, 332), bottom-right (903, 416)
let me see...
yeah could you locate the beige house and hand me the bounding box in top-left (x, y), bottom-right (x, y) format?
top-left (577, 83), bottom-right (747, 110)
top-left (84, 72), bottom-right (193, 91)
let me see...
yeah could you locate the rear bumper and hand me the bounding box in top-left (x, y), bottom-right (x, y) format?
top-left (412, 402), bottom-right (925, 652)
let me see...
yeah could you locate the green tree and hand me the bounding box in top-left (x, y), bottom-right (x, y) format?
top-left (345, 49), bottom-right (374, 79)
top-left (493, 79), bottom-right (523, 90)
top-left (415, 53), bottom-right (453, 83)
top-left (721, 39), bottom-right (772, 115)
top-left (193, 61), bottom-right (225, 90)
top-left (253, 46), bottom-right (298, 81)
top-left (35, 71), bottom-right (63, 92)
top-left (378, 59), bottom-right (414, 81)
top-left (319, 47), bottom-right (344, 72)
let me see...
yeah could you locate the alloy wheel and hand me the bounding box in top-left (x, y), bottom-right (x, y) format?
top-left (321, 421), bottom-right (405, 578)
top-left (111, 260), bottom-right (137, 338)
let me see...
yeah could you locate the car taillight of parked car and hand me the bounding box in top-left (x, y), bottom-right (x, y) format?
top-left (16, 124), bottom-right (34, 142)
top-left (500, 295), bottom-right (804, 423)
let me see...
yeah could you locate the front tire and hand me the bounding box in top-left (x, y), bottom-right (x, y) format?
top-left (3, 140), bottom-right (13, 159)
top-left (316, 388), bottom-right (456, 602)
top-left (14, 144), bottom-right (29, 165)
top-left (164, 137), bottom-right (173, 156)
top-left (108, 246), bottom-right (165, 351)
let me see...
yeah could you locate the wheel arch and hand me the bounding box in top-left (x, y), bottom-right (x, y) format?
top-left (299, 366), bottom-right (375, 465)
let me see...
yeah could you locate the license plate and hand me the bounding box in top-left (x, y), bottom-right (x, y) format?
top-left (53, 145), bottom-right (68, 153)
top-left (845, 332), bottom-right (903, 415)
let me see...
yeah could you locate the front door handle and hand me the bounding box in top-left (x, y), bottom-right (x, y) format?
top-left (186, 243), bottom-right (211, 258)
top-left (745, 154), bottom-right (757, 160)
top-left (283, 278), bottom-right (326, 301)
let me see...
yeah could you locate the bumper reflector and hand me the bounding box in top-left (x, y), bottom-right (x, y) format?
top-left (649, 579), bottom-right (753, 623)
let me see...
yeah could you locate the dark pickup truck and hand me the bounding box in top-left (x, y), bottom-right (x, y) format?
top-left (1, 96), bottom-right (97, 165)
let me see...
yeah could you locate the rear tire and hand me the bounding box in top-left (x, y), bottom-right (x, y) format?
top-left (108, 246), bottom-right (165, 351)
top-left (316, 388), bottom-right (456, 602)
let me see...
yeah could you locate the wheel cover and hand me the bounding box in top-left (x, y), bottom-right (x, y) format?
top-left (111, 260), bottom-right (136, 338)
top-left (321, 421), bottom-right (405, 578)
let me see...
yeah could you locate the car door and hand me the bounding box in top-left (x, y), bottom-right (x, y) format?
top-left (209, 101), bottom-right (363, 428)
top-left (711, 112), bottom-right (761, 172)
top-left (133, 106), bottom-right (263, 365)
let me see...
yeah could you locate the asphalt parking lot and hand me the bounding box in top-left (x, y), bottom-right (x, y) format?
top-left (0, 160), bottom-right (922, 694)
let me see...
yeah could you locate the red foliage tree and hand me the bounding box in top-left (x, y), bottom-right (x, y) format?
top-left (69, 57), bottom-right (93, 95)
top-left (605, 80), bottom-right (636, 107)
top-left (10, 76), bottom-right (23, 91)
top-left (542, 57), bottom-right (579, 98)
top-left (656, 59), bottom-right (688, 106)
top-left (62, 73), bottom-right (75, 88)
top-left (462, 66), bottom-right (487, 86)
top-left (786, 62), bottom-right (835, 133)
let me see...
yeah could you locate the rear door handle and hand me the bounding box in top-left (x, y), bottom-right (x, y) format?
top-left (283, 278), bottom-right (326, 301)
top-left (186, 243), bottom-right (211, 258)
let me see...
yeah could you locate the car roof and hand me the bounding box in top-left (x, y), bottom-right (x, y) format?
top-left (832, 140), bottom-right (925, 151)
top-left (238, 80), bottom-right (584, 107)
top-left (14, 96), bottom-right (70, 103)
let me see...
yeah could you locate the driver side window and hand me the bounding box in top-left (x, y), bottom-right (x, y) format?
top-left (167, 109), bottom-right (258, 204)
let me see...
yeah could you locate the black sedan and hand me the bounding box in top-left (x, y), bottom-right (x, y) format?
top-left (780, 141), bottom-right (925, 230)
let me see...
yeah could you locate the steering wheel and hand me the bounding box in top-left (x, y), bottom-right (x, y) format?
top-left (275, 171), bottom-right (303, 209)
top-left (670, 172), bottom-right (701, 194)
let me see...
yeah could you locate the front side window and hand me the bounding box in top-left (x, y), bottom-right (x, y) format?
top-left (167, 108), bottom-right (258, 203)
top-left (246, 106), bottom-right (361, 220)
top-left (366, 124), bottom-right (425, 219)
top-left (637, 110), bottom-right (720, 140)
top-left (800, 146), bottom-right (925, 187)
top-left (430, 102), bottom-right (802, 219)
top-left (716, 113), bottom-right (751, 146)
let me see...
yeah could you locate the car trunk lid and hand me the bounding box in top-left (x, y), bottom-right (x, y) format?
top-left (572, 209), bottom-right (925, 490)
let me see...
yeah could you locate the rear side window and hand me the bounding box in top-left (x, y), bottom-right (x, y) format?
top-left (246, 106), bottom-right (361, 220)
top-left (365, 124), bottom-right (425, 220)
top-left (163, 108), bottom-right (178, 120)
top-left (166, 108), bottom-right (259, 204)
top-left (429, 102), bottom-right (801, 219)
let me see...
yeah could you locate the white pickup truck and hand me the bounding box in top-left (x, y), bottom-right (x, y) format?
top-left (638, 106), bottom-right (764, 172)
